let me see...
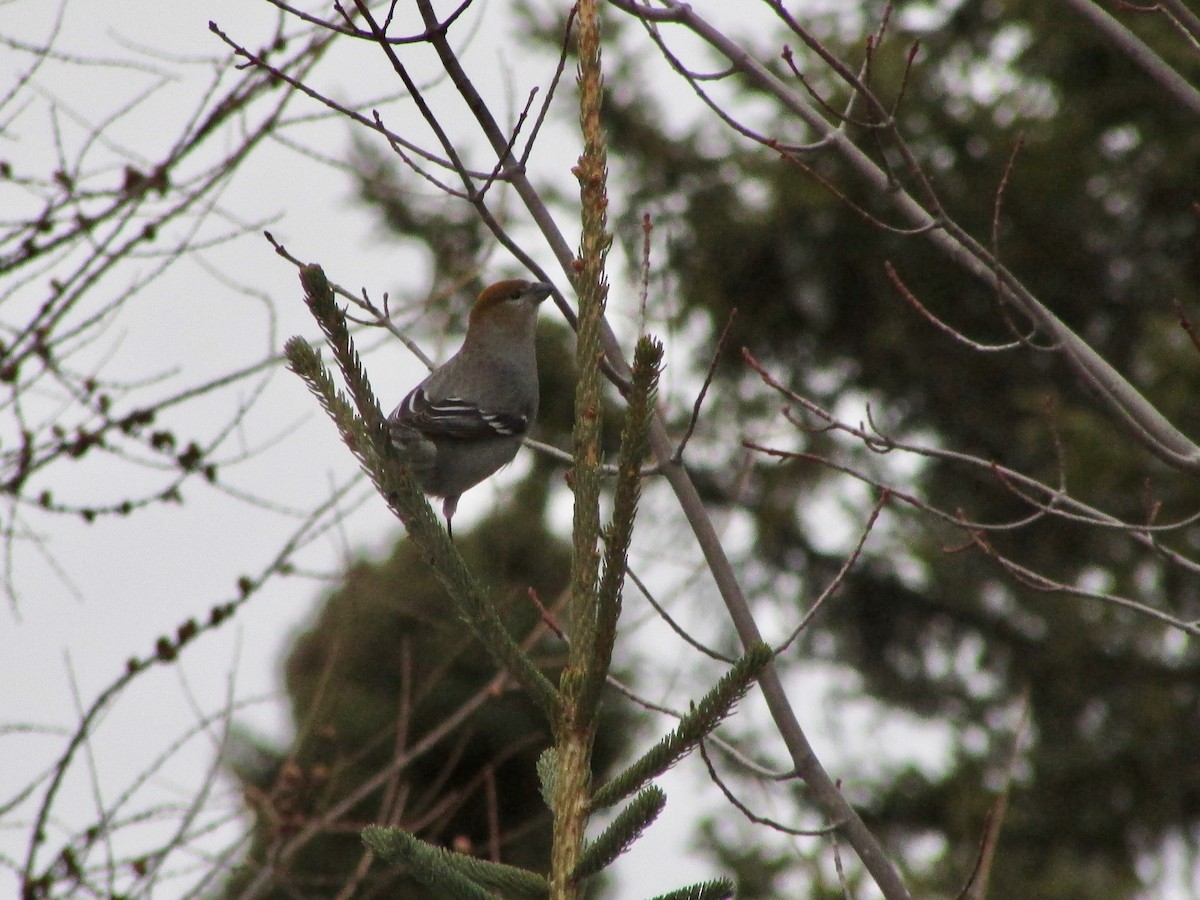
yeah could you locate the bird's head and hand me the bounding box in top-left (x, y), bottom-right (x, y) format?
top-left (465, 279), bottom-right (554, 345)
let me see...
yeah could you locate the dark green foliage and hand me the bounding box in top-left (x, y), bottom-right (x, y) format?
top-left (222, 504), bottom-right (633, 898)
top-left (560, 2), bottom-right (1200, 897)
top-left (362, 826), bottom-right (550, 898)
top-left (583, 336), bottom-right (664, 719)
top-left (571, 786), bottom-right (665, 881)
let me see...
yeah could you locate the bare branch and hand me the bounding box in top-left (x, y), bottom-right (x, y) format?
top-left (1054, 0), bottom-right (1200, 118)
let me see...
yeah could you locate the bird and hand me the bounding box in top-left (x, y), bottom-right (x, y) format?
top-left (388, 278), bottom-right (553, 537)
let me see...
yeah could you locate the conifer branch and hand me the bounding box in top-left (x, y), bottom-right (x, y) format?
top-left (570, 786), bottom-right (665, 881)
top-left (283, 338), bottom-right (382, 482)
top-left (363, 826), bottom-right (550, 898)
top-left (580, 336), bottom-right (662, 717)
top-left (592, 642), bottom-right (771, 809)
top-left (550, 0), bottom-right (614, 895)
top-left (648, 880), bottom-right (736, 900)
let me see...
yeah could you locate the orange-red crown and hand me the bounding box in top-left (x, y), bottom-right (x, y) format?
top-left (468, 279), bottom-right (552, 324)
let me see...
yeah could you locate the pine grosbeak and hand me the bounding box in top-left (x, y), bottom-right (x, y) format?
top-left (388, 279), bottom-right (553, 536)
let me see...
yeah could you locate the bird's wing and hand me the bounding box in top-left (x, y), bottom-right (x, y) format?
top-left (392, 386), bottom-right (529, 440)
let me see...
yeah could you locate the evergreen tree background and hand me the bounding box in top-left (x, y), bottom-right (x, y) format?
top-left (581, 2), bottom-right (1200, 898)
top-left (223, 474), bottom-right (633, 898)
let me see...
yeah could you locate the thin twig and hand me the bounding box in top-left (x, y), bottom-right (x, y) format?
top-left (697, 740), bottom-right (837, 838)
top-left (674, 308), bottom-right (737, 463)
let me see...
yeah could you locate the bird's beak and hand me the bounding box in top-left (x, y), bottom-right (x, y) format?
top-left (530, 282), bottom-right (554, 303)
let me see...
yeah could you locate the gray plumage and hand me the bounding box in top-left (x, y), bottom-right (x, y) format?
top-left (388, 279), bottom-right (553, 535)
